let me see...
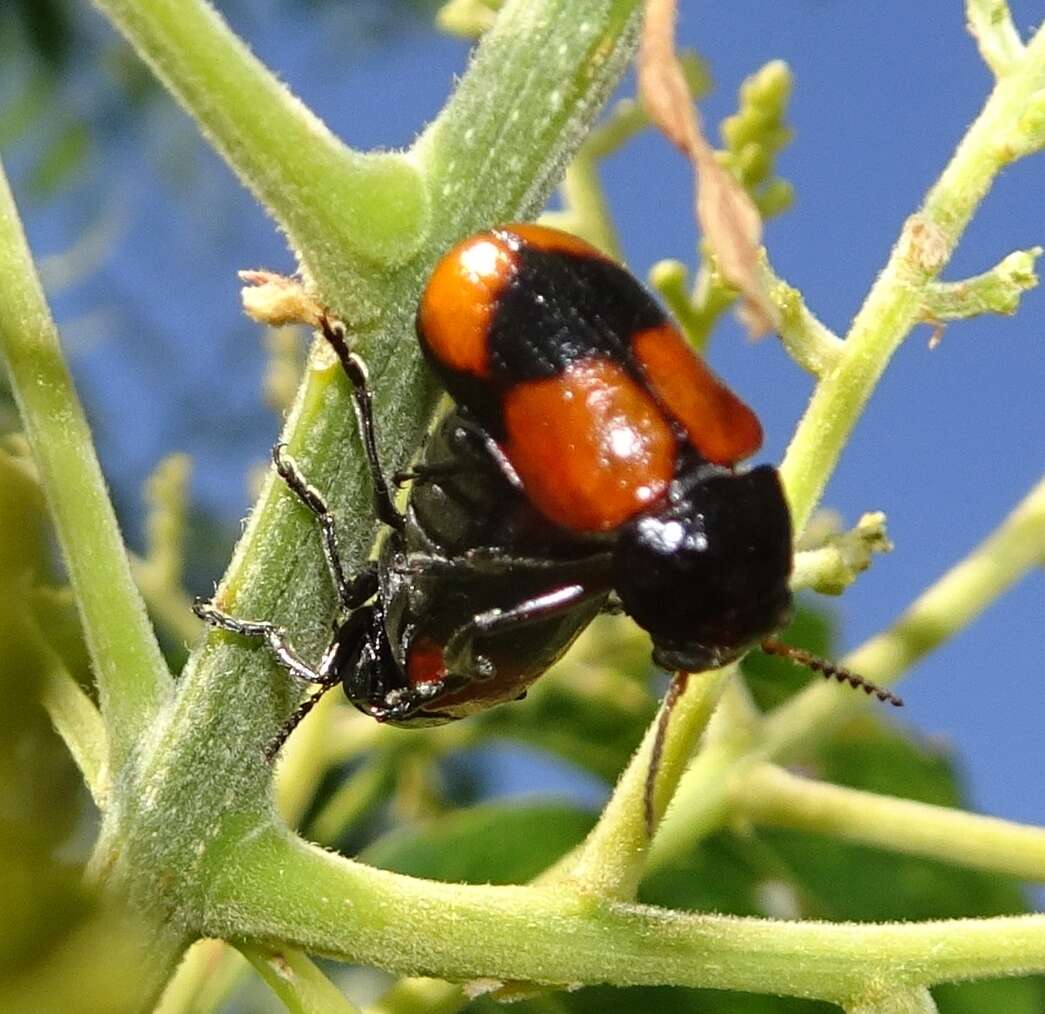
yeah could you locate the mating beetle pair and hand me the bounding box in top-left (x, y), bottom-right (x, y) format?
top-left (196, 224), bottom-right (899, 795)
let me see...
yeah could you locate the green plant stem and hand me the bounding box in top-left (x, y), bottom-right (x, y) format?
top-left (736, 763), bottom-right (1045, 881)
top-left (651, 472), bottom-right (1045, 871)
top-left (548, 666), bottom-right (732, 899)
top-left (790, 512), bottom-right (890, 595)
top-left (0, 159), bottom-right (171, 773)
top-left (155, 939), bottom-right (248, 1014)
top-left (239, 942), bottom-right (362, 1014)
top-left (847, 986), bottom-right (938, 1014)
top-left (131, 553), bottom-right (201, 646)
top-left (90, 0), bottom-right (427, 320)
top-left (780, 22), bottom-right (1045, 535)
top-left (921, 246), bottom-right (1041, 320)
top-left (203, 827), bottom-right (1045, 1005)
top-left (368, 978), bottom-right (463, 1014)
top-left (967, 0), bottom-right (1024, 76)
top-left (311, 756), bottom-right (393, 845)
top-left (41, 663), bottom-right (109, 808)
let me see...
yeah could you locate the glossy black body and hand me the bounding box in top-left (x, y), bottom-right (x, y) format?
top-left (338, 408), bottom-right (610, 725)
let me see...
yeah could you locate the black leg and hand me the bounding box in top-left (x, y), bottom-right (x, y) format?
top-left (393, 461), bottom-right (469, 487)
top-left (272, 443), bottom-right (379, 612)
top-left (442, 582), bottom-right (604, 674)
top-left (317, 315), bottom-right (405, 532)
top-left (193, 599), bottom-right (340, 689)
top-left (194, 598), bottom-right (347, 760)
top-left (395, 548), bottom-right (614, 581)
top-left (644, 670), bottom-right (690, 837)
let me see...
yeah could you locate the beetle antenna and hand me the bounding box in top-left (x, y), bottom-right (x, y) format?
top-left (644, 670), bottom-right (690, 837)
top-left (759, 638), bottom-right (903, 707)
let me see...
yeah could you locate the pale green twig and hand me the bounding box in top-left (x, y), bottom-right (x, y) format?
top-left (735, 763), bottom-right (1045, 882)
top-left (311, 758), bottom-right (393, 846)
top-left (847, 986), bottom-right (938, 1014)
top-left (42, 663), bottom-right (109, 808)
top-left (239, 942), bottom-right (362, 1014)
top-left (921, 246), bottom-right (1041, 321)
top-left (207, 827), bottom-right (1045, 1004)
top-left (761, 261), bottom-right (845, 375)
top-left (780, 24), bottom-right (1045, 535)
top-left (967, 0), bottom-right (1024, 77)
top-left (0, 160), bottom-right (172, 772)
top-left (542, 665), bottom-right (733, 899)
top-left (154, 939), bottom-right (248, 1014)
top-left (791, 512), bottom-right (891, 595)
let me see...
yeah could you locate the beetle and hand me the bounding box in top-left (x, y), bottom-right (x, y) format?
top-left (195, 225), bottom-right (900, 821)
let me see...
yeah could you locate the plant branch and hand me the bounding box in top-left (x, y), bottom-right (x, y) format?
top-left (762, 260), bottom-right (844, 376)
top-left (921, 246), bottom-right (1041, 321)
top-left (238, 942), bottom-right (362, 1014)
top-left (780, 22), bottom-right (1045, 536)
top-left (791, 512), bottom-right (891, 595)
top-left (202, 826), bottom-right (1045, 1004)
top-left (91, 0), bottom-right (428, 320)
top-left (735, 763), bottom-right (1045, 882)
top-left (546, 665), bottom-right (733, 899)
top-left (966, 0), bottom-right (1024, 77)
top-left (847, 986), bottom-right (939, 1014)
top-left (0, 159), bottom-right (171, 772)
top-left (41, 662), bottom-right (109, 808)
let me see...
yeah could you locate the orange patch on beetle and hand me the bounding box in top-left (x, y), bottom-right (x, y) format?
top-left (417, 233), bottom-right (519, 378)
top-left (632, 324), bottom-right (762, 465)
top-left (407, 636), bottom-right (448, 687)
top-left (498, 223), bottom-right (613, 262)
top-left (502, 358), bottom-right (676, 533)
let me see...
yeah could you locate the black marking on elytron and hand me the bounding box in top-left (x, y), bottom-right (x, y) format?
top-left (485, 244), bottom-right (667, 384)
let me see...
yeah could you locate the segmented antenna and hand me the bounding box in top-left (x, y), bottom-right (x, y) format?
top-left (760, 637), bottom-right (904, 707)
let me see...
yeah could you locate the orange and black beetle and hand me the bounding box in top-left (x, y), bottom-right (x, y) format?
top-left (195, 224), bottom-right (896, 766)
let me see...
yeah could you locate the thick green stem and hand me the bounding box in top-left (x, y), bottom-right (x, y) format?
top-left (847, 986), bottom-right (938, 1014)
top-left (91, 0), bottom-right (428, 320)
top-left (736, 763), bottom-right (1045, 881)
top-left (202, 827), bottom-right (1045, 1005)
top-left (0, 160), bottom-right (171, 773)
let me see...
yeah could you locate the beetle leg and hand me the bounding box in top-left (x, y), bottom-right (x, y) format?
top-left (272, 443), bottom-right (379, 612)
top-left (395, 548), bottom-right (612, 580)
top-left (442, 582), bottom-right (604, 675)
top-left (316, 315), bottom-right (405, 532)
top-left (194, 599), bottom-right (337, 688)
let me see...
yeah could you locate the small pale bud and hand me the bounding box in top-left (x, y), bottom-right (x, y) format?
top-left (239, 270), bottom-right (324, 328)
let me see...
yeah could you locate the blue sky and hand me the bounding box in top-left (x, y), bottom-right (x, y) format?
top-left (7, 1), bottom-right (1043, 827)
